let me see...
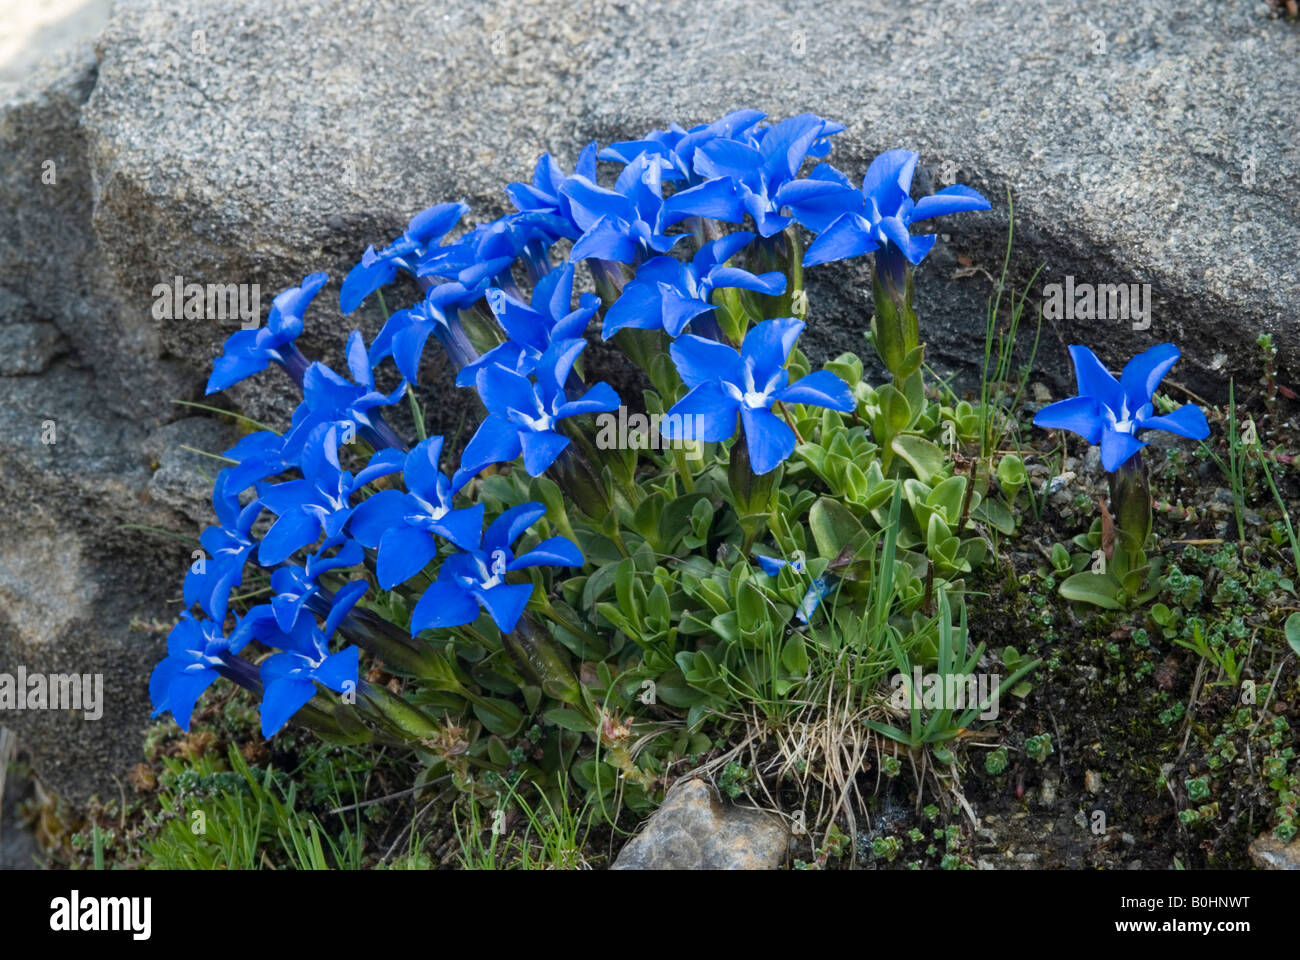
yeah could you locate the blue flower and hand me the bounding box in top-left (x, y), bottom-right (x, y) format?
top-left (602, 231), bottom-right (785, 338)
top-left (283, 330), bottom-right (407, 454)
top-left (212, 430), bottom-right (290, 530)
top-left (340, 202), bottom-right (469, 314)
top-left (418, 211), bottom-right (564, 287)
top-left (185, 500), bottom-right (263, 623)
top-left (409, 502), bottom-right (582, 634)
top-left (458, 338), bottom-right (621, 480)
top-left (561, 154), bottom-right (685, 264)
top-left (455, 262), bottom-right (600, 387)
top-left (753, 552), bottom-right (830, 624)
top-left (664, 317), bottom-right (854, 475)
top-left (600, 110), bottom-right (767, 185)
top-left (661, 114), bottom-right (844, 237)
top-left (349, 436), bottom-right (485, 589)
top-left (206, 273), bottom-right (326, 394)
top-left (797, 149), bottom-right (990, 286)
top-left (506, 144), bottom-right (599, 242)
top-left (239, 580), bottom-right (368, 737)
top-left (267, 541), bottom-right (368, 634)
top-left (149, 613), bottom-right (252, 730)
top-left (256, 422), bottom-right (360, 565)
top-left (1033, 344), bottom-right (1210, 472)
top-left (369, 282), bottom-right (482, 382)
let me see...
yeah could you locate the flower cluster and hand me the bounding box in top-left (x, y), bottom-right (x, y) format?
top-left (152, 109), bottom-right (994, 744)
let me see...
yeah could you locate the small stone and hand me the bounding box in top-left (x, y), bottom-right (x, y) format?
top-left (1039, 775), bottom-right (1058, 807)
top-left (1249, 834), bottom-right (1300, 870)
top-left (1085, 769), bottom-right (1102, 795)
top-left (612, 778), bottom-right (789, 870)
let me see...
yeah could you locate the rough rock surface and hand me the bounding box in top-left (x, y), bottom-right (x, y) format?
top-left (1248, 833), bottom-right (1300, 870)
top-left (1, 0), bottom-right (1296, 800)
top-left (612, 778), bottom-right (790, 869)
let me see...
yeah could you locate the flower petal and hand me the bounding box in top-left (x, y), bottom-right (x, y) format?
top-left (669, 334), bottom-right (743, 389)
top-left (741, 317), bottom-right (804, 378)
top-left (664, 382), bottom-right (740, 442)
top-left (520, 429), bottom-right (571, 476)
top-left (1100, 427), bottom-right (1146, 472)
top-left (909, 185), bottom-right (991, 223)
top-left (1119, 343), bottom-right (1180, 411)
top-left (376, 525), bottom-right (438, 589)
top-left (740, 405), bottom-right (797, 475)
top-left (1032, 395), bottom-right (1104, 445)
top-left (477, 582), bottom-right (535, 633)
top-left (776, 369), bottom-right (854, 411)
top-left (803, 213), bottom-right (878, 266)
top-left (1068, 345), bottom-right (1124, 413)
top-left (509, 536), bottom-right (584, 569)
top-left (409, 577), bottom-right (481, 633)
top-left (1137, 403), bottom-right (1209, 441)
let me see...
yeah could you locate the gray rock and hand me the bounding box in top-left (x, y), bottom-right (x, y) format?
top-left (0, 322), bottom-right (65, 375)
top-left (612, 778), bottom-right (789, 870)
top-left (144, 417), bottom-right (241, 526)
top-left (2, 0), bottom-right (1297, 802)
top-left (1248, 834), bottom-right (1300, 870)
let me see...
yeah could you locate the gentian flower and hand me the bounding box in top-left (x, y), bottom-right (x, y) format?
top-left (661, 114), bottom-right (845, 237)
top-left (797, 149), bottom-right (990, 286)
top-left (505, 144), bottom-right (599, 243)
top-left (418, 211), bottom-right (564, 289)
top-left (664, 317), bottom-right (854, 475)
top-left (340, 202), bottom-right (469, 314)
top-left (368, 281), bottom-right (481, 381)
top-left (239, 580), bottom-right (368, 737)
top-left (349, 435), bottom-right (485, 589)
top-left (601, 231), bottom-right (785, 338)
top-left (149, 612), bottom-right (254, 730)
top-left (212, 430), bottom-right (290, 530)
top-left (184, 500), bottom-right (262, 623)
top-left (266, 540), bottom-right (368, 633)
top-left (458, 338), bottom-right (621, 480)
top-left (206, 272), bottom-right (326, 394)
top-left (600, 109), bottom-right (767, 185)
top-left (409, 502), bottom-right (582, 634)
top-left (455, 262), bottom-right (599, 387)
top-left (1033, 344), bottom-right (1210, 472)
top-left (256, 422), bottom-right (359, 565)
top-left (561, 154), bottom-right (685, 264)
top-left (282, 330), bottom-right (407, 454)
top-left (754, 553), bottom-right (829, 625)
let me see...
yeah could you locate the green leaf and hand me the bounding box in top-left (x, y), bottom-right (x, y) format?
top-left (473, 697), bottom-right (524, 736)
top-left (1286, 612), bottom-right (1300, 656)
top-left (544, 707), bottom-right (594, 733)
top-left (809, 496), bottom-right (867, 561)
top-left (891, 434), bottom-right (945, 483)
top-left (825, 353), bottom-right (863, 386)
top-left (1059, 571), bottom-right (1124, 610)
top-left (781, 634), bottom-right (810, 677)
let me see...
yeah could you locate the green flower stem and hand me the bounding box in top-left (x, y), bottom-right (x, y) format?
top-left (360, 684), bottom-right (442, 741)
top-left (503, 615), bottom-right (585, 708)
top-left (871, 264), bottom-right (922, 384)
top-left (727, 436), bottom-right (774, 554)
top-left (529, 593), bottom-right (607, 658)
top-left (1109, 451), bottom-right (1153, 554)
